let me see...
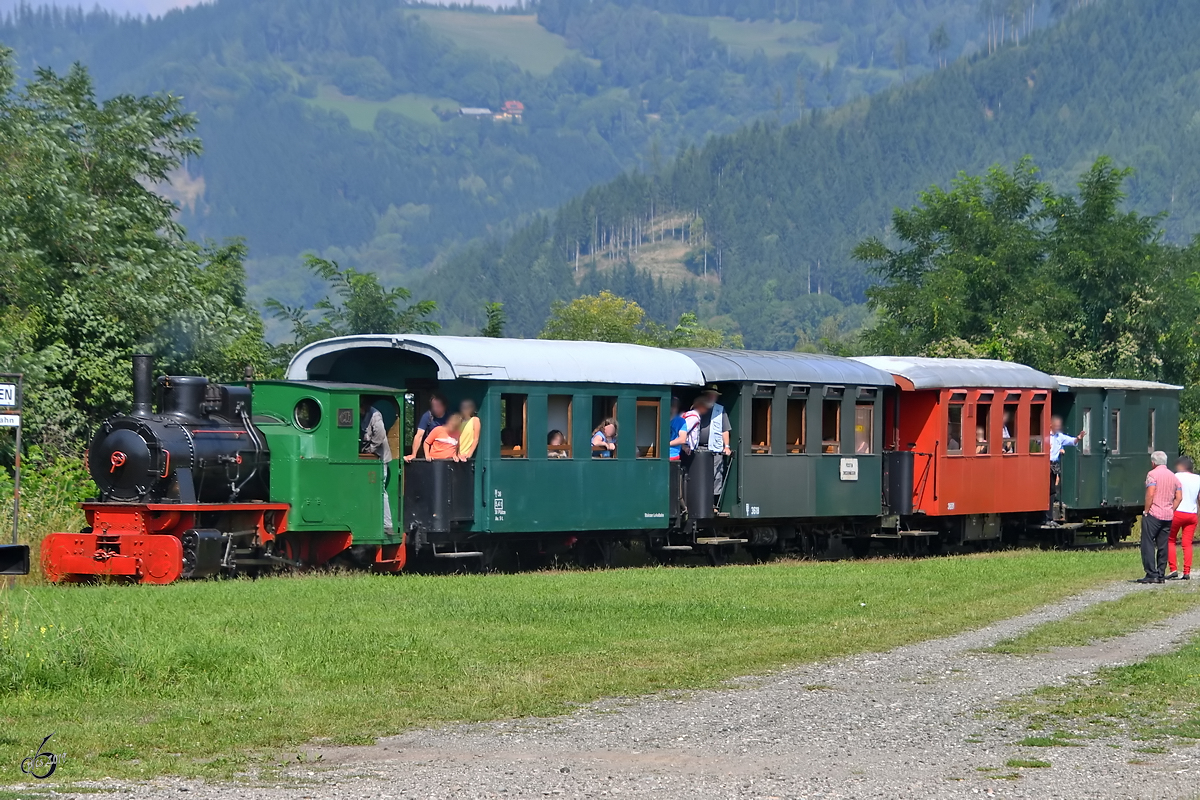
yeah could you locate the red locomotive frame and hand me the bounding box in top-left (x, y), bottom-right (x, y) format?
top-left (41, 502), bottom-right (290, 584)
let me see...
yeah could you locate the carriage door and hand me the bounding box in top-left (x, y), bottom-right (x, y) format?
top-left (1070, 392), bottom-right (1103, 510)
top-left (1101, 389), bottom-right (1127, 507)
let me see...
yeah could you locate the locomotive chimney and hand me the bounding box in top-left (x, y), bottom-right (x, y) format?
top-left (132, 354), bottom-right (155, 417)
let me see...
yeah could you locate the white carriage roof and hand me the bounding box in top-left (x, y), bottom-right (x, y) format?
top-left (1053, 376), bottom-right (1183, 392)
top-left (853, 356), bottom-right (1058, 390)
top-left (679, 349), bottom-right (895, 386)
top-left (286, 335), bottom-right (706, 386)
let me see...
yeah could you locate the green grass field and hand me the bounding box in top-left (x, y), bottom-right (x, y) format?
top-left (0, 549), bottom-right (1137, 783)
top-left (411, 11), bottom-right (575, 76)
top-left (702, 16), bottom-right (837, 63)
top-left (305, 85), bottom-right (460, 131)
top-left (984, 584), bottom-right (1200, 654)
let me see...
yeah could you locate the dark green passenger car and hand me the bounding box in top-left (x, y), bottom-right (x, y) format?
top-left (1052, 377), bottom-right (1182, 536)
top-left (286, 335), bottom-right (707, 559)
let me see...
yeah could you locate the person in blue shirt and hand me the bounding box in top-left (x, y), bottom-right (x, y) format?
top-left (668, 397), bottom-right (688, 461)
top-left (1046, 415), bottom-right (1084, 525)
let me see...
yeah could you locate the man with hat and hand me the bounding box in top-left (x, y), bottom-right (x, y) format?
top-left (697, 384), bottom-right (732, 510)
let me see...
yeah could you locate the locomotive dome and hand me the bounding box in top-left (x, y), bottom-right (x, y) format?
top-left (852, 356), bottom-right (1059, 390)
top-left (286, 334), bottom-right (706, 386)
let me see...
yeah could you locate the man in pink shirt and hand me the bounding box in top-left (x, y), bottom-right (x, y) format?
top-left (1139, 451), bottom-right (1182, 584)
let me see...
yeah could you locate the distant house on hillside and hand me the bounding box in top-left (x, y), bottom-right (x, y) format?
top-left (495, 100), bottom-right (525, 122)
top-left (459, 107), bottom-right (492, 117)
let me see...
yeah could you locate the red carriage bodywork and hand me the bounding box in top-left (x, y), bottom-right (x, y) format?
top-left (859, 357), bottom-right (1056, 520)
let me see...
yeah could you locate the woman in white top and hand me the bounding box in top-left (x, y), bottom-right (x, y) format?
top-left (1169, 456), bottom-right (1200, 579)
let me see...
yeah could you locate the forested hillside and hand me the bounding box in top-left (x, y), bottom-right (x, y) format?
top-left (0, 0), bottom-right (1039, 310)
top-left (430, 0), bottom-right (1200, 347)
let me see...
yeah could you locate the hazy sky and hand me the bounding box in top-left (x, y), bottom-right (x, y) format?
top-left (0, 0), bottom-right (512, 15)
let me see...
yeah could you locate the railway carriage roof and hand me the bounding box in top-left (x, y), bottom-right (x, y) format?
top-left (852, 356), bottom-right (1058, 390)
top-left (679, 349), bottom-right (895, 386)
top-left (1052, 376), bottom-right (1183, 391)
top-left (286, 335), bottom-right (706, 386)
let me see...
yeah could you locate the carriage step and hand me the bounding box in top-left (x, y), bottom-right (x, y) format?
top-left (658, 545), bottom-right (695, 552)
top-left (1086, 520), bottom-right (1125, 526)
top-left (1035, 522), bottom-right (1087, 531)
top-left (432, 550), bottom-right (484, 558)
top-left (871, 533), bottom-right (902, 539)
top-left (695, 537), bottom-right (748, 545)
top-left (900, 530), bottom-right (939, 537)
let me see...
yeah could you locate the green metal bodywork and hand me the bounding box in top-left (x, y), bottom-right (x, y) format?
top-left (1054, 386), bottom-right (1180, 512)
top-left (719, 382), bottom-right (883, 521)
top-left (471, 382), bottom-right (674, 534)
top-left (250, 381), bottom-right (404, 547)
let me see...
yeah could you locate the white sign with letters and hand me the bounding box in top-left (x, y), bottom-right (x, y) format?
top-left (0, 384), bottom-right (14, 407)
top-left (0, 414), bottom-right (19, 428)
top-left (839, 457), bottom-right (859, 481)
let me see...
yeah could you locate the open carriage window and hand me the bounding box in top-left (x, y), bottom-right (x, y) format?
top-left (947, 404), bottom-right (963, 454)
top-left (591, 395), bottom-right (618, 458)
top-left (1003, 398), bottom-right (1018, 454)
top-left (1082, 408), bottom-right (1092, 455)
top-left (751, 397), bottom-right (772, 454)
top-left (821, 399), bottom-right (841, 454)
top-left (635, 399), bottom-right (660, 458)
top-left (786, 398), bottom-right (806, 454)
top-left (975, 404), bottom-right (990, 455)
top-left (1148, 408), bottom-right (1156, 453)
top-left (1108, 409), bottom-right (1121, 454)
top-left (500, 394), bottom-right (527, 458)
top-left (547, 395), bottom-right (572, 459)
top-left (854, 404), bottom-right (874, 455)
top-left (1029, 403), bottom-right (1045, 453)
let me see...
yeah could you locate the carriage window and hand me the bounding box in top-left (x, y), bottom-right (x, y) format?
top-left (947, 405), bottom-right (963, 454)
top-left (1002, 403), bottom-right (1017, 454)
top-left (1109, 409), bottom-right (1121, 454)
top-left (751, 398), bottom-right (772, 454)
top-left (500, 394), bottom-right (527, 458)
top-left (592, 395), bottom-right (618, 458)
top-left (975, 404), bottom-right (990, 455)
top-left (786, 399), bottom-right (806, 454)
top-left (1148, 409), bottom-right (1156, 453)
top-left (821, 400), bottom-right (841, 454)
top-left (547, 395), bottom-right (572, 459)
top-left (1082, 408), bottom-right (1092, 455)
top-left (636, 399), bottom-right (660, 458)
top-left (1029, 404), bottom-right (1044, 453)
top-left (854, 404), bottom-right (874, 455)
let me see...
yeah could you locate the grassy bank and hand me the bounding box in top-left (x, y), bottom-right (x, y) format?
top-left (0, 549), bottom-right (1134, 783)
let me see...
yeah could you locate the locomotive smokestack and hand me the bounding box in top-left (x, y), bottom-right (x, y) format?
top-left (132, 354), bottom-right (155, 417)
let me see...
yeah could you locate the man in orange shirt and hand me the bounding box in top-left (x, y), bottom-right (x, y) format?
top-left (1139, 450), bottom-right (1181, 584)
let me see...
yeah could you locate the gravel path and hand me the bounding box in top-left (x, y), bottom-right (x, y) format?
top-left (53, 579), bottom-right (1200, 800)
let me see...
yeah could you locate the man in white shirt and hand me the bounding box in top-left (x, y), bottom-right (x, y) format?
top-left (1046, 415), bottom-right (1084, 525)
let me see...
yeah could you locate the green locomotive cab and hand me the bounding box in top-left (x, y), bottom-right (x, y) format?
top-left (251, 381), bottom-right (407, 570)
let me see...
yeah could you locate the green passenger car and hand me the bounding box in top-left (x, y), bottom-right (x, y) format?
top-left (285, 335), bottom-right (706, 555)
top-left (1052, 377), bottom-right (1182, 523)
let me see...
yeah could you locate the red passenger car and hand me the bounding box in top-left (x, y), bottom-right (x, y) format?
top-left (855, 357), bottom-right (1058, 544)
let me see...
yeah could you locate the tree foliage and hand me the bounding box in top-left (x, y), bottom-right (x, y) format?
top-left (267, 255), bottom-right (438, 355)
top-left (856, 156), bottom-right (1200, 448)
top-left (539, 290), bottom-right (739, 347)
top-left (0, 49), bottom-right (273, 453)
